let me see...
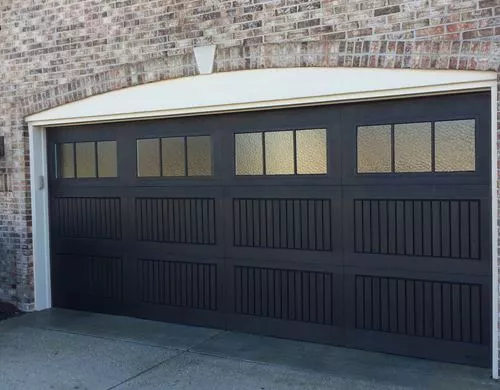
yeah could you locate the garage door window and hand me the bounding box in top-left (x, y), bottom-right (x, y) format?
top-left (357, 120), bottom-right (475, 173)
top-left (57, 141), bottom-right (117, 178)
top-left (394, 122), bottom-right (432, 172)
top-left (137, 136), bottom-right (213, 177)
top-left (235, 129), bottom-right (327, 176)
top-left (435, 120), bottom-right (476, 172)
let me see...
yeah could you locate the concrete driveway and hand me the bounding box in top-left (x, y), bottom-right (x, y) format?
top-left (0, 309), bottom-right (496, 390)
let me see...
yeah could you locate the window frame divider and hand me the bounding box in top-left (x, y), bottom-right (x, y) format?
top-left (262, 132), bottom-right (267, 175)
top-left (390, 124), bottom-right (395, 173)
top-left (431, 122), bottom-right (436, 172)
top-left (184, 136), bottom-right (189, 176)
top-left (94, 141), bottom-right (99, 178)
top-left (293, 130), bottom-right (298, 175)
top-left (72, 142), bottom-right (77, 178)
top-left (159, 137), bottom-right (164, 177)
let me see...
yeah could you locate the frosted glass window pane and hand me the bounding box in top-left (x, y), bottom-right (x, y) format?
top-left (97, 141), bottom-right (117, 178)
top-left (435, 120), bottom-right (475, 172)
top-left (137, 139), bottom-right (160, 177)
top-left (296, 129), bottom-right (327, 174)
top-left (75, 142), bottom-right (96, 178)
top-left (394, 122), bottom-right (432, 172)
top-left (357, 125), bottom-right (392, 173)
top-left (60, 143), bottom-right (75, 178)
top-left (187, 136), bottom-right (212, 176)
top-left (265, 131), bottom-right (294, 175)
top-left (235, 132), bottom-right (263, 175)
top-left (162, 137), bottom-right (186, 176)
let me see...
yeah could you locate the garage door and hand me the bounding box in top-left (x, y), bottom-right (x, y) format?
top-left (47, 92), bottom-right (491, 367)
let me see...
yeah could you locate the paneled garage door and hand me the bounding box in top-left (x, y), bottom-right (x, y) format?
top-left (47, 92), bottom-right (491, 367)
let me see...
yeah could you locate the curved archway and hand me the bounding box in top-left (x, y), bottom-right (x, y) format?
top-left (26, 67), bottom-right (495, 126)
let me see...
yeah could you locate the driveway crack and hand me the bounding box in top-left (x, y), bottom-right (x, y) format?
top-left (105, 349), bottom-right (187, 390)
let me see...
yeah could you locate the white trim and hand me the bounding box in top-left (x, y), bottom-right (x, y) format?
top-left (491, 83), bottom-right (499, 380)
top-left (29, 124), bottom-right (51, 310)
top-left (26, 68), bottom-right (497, 127)
top-left (26, 68), bottom-right (498, 376)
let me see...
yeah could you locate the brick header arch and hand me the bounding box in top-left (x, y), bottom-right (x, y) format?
top-left (20, 40), bottom-right (500, 119)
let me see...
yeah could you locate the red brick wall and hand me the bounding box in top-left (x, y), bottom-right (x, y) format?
top-left (1, 5), bottom-right (499, 372)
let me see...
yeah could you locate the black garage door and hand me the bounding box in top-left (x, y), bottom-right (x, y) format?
top-left (47, 92), bottom-right (491, 367)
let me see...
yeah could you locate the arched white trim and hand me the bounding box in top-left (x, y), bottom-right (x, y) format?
top-left (26, 67), bottom-right (498, 379)
top-left (26, 67), bottom-right (496, 126)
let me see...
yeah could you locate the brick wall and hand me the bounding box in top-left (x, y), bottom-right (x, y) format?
top-left (0, 0), bottom-right (499, 372)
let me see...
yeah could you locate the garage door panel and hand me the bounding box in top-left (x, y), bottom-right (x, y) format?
top-left (51, 196), bottom-right (122, 241)
top-left (231, 199), bottom-right (334, 251)
top-left (217, 104), bottom-right (339, 133)
top-left (129, 187), bottom-right (225, 255)
top-left (136, 257), bottom-right (218, 311)
top-left (343, 265), bottom-right (491, 287)
top-left (134, 197), bottom-right (218, 246)
top-left (134, 302), bottom-right (227, 329)
top-left (54, 239), bottom-right (124, 256)
top-left (342, 188), bottom-right (491, 274)
top-left (130, 177), bottom-right (225, 188)
top-left (228, 124), bottom-right (340, 185)
top-left (130, 186), bottom-right (223, 197)
top-left (340, 91), bottom-right (488, 126)
top-left (343, 268), bottom-right (491, 354)
top-left (52, 253), bottom-right (124, 308)
top-left (343, 272), bottom-right (489, 346)
top-left (50, 180), bottom-right (125, 190)
top-left (344, 328), bottom-right (490, 367)
top-left (228, 186), bottom-right (341, 197)
top-left (341, 184), bottom-right (491, 199)
top-left (49, 186), bottom-right (126, 197)
top-left (229, 265), bottom-right (343, 326)
top-left (229, 256), bottom-right (343, 273)
top-left (345, 254), bottom-right (490, 276)
top-left (227, 187), bottom-right (342, 262)
top-left (131, 254), bottom-right (226, 328)
top-left (341, 92), bottom-right (490, 187)
top-left (226, 247), bottom-right (341, 265)
top-left (48, 122), bottom-right (125, 142)
top-left (130, 242), bottom-right (224, 258)
top-left (227, 176), bottom-right (339, 187)
top-left (227, 315), bottom-right (345, 345)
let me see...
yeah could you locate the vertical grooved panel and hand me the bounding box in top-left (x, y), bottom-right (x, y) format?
top-left (55, 197), bottom-right (121, 240)
top-left (234, 266), bottom-right (335, 325)
top-left (55, 254), bottom-right (123, 301)
top-left (138, 259), bottom-right (217, 311)
top-left (233, 198), bottom-right (332, 251)
top-left (431, 201), bottom-right (441, 257)
top-left (354, 199), bottom-right (480, 259)
top-left (136, 198), bottom-right (216, 244)
top-left (354, 275), bottom-right (482, 344)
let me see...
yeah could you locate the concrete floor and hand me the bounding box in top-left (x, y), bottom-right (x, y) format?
top-left (0, 309), bottom-right (497, 390)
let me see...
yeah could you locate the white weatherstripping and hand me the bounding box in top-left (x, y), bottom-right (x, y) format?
top-left (491, 82), bottom-right (499, 380)
top-left (25, 68), bottom-right (498, 377)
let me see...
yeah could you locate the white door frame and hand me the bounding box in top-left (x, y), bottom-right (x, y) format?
top-left (26, 68), bottom-right (498, 378)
